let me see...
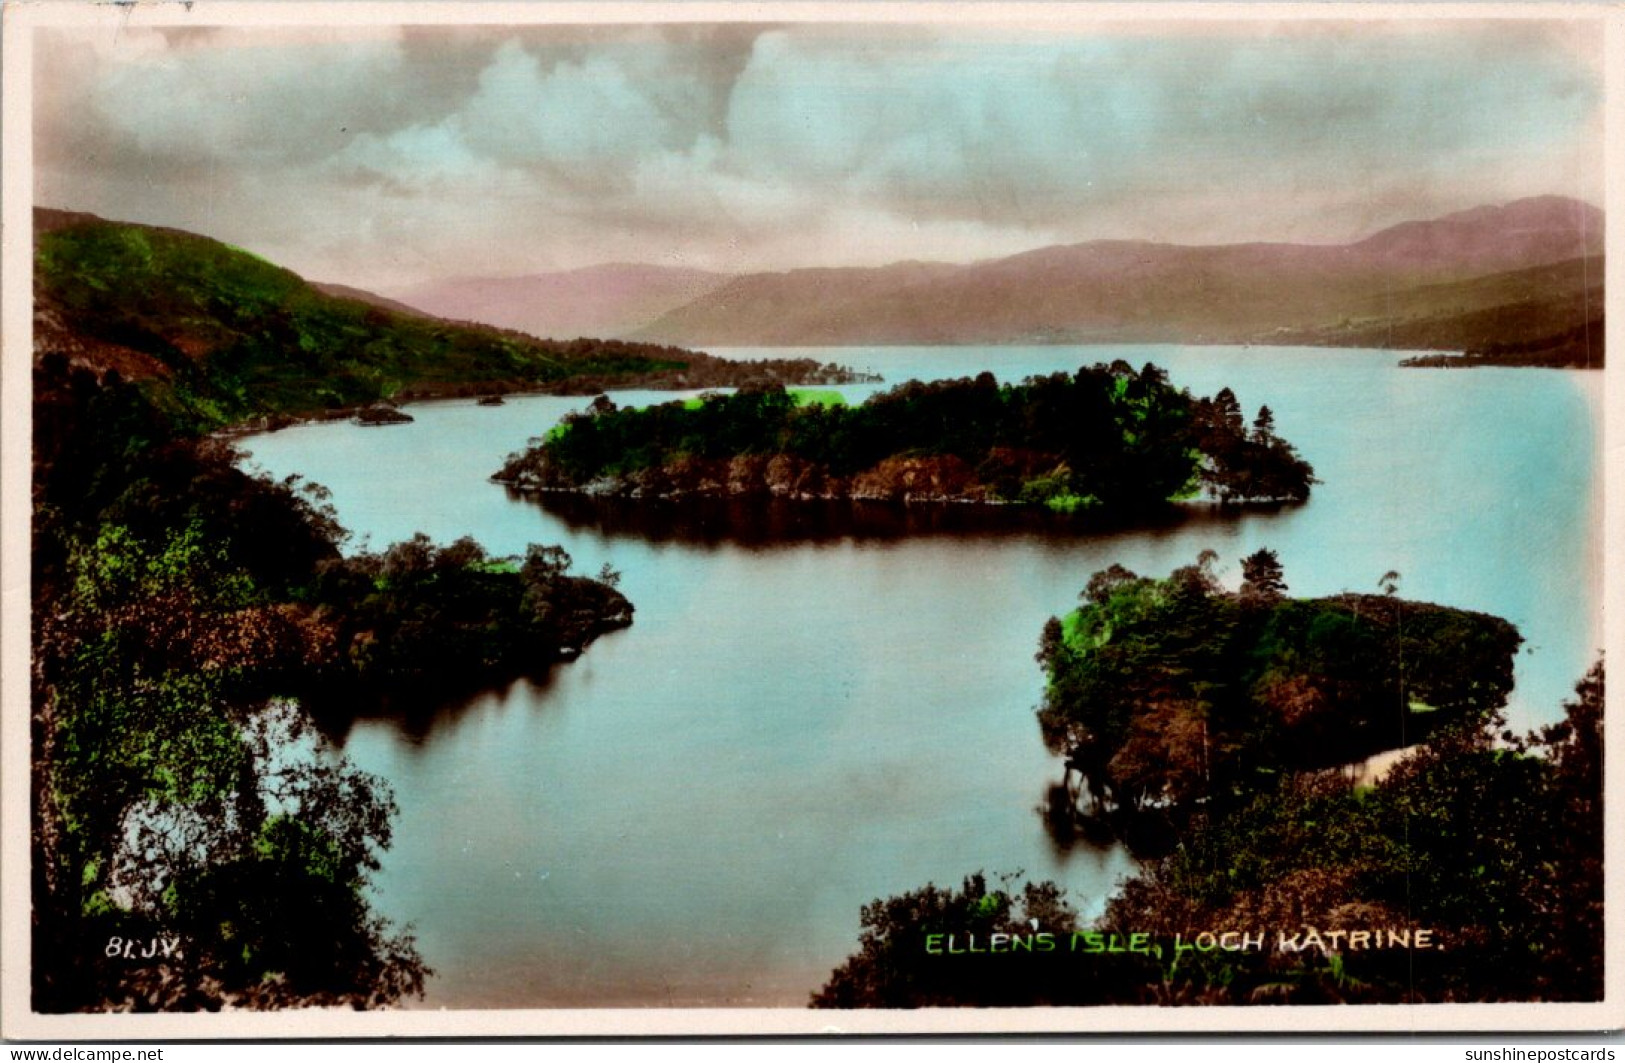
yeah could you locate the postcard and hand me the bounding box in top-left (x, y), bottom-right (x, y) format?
top-left (2, 0), bottom-right (1619, 1039)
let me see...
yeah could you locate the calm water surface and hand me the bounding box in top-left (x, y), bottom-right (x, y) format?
top-left (239, 346), bottom-right (1602, 1008)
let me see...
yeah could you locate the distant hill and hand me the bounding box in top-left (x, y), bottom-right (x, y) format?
top-left (1279, 257), bottom-right (1603, 357)
top-left (631, 197), bottom-right (1602, 354)
top-left (1337, 195), bottom-right (1600, 276)
top-left (632, 260), bottom-right (971, 347)
top-left (31, 208), bottom-right (862, 433)
top-left (395, 263), bottom-right (731, 341)
top-left (1400, 314), bottom-right (1604, 369)
top-left (309, 281), bottom-right (438, 321)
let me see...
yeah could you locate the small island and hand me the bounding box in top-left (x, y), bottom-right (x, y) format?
top-left (353, 402), bottom-right (414, 426)
top-left (814, 553), bottom-right (1603, 1007)
top-left (1034, 551), bottom-right (1521, 850)
top-left (493, 363), bottom-right (1316, 514)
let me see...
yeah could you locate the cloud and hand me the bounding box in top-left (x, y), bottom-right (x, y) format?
top-left (716, 27), bottom-right (1600, 232)
top-left (30, 19), bottom-right (1602, 288)
top-left (458, 40), bottom-right (693, 173)
top-left (37, 26), bottom-right (414, 170)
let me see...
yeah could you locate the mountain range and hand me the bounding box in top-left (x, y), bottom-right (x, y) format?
top-left (394, 264), bottom-right (730, 342)
top-left (632, 196), bottom-right (1602, 352)
top-left (372, 196), bottom-right (1599, 362)
top-left (35, 195), bottom-right (1605, 379)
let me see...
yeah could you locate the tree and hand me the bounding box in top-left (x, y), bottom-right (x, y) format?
top-left (110, 703), bottom-right (429, 1009)
top-left (1523, 659), bottom-right (1604, 999)
top-left (1035, 616), bottom-right (1065, 669)
top-left (1239, 548), bottom-right (1287, 604)
top-left (812, 874), bottom-right (1118, 1008)
top-left (1212, 387), bottom-right (1244, 434)
top-left (1082, 563), bottom-right (1141, 606)
top-left (1106, 696), bottom-right (1211, 810)
top-left (33, 523), bottom-right (429, 1010)
top-left (31, 364), bottom-right (434, 1012)
top-left (1036, 553), bottom-right (1521, 839)
top-left (1252, 405), bottom-right (1276, 440)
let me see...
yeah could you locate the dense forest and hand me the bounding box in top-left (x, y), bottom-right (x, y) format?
top-left (495, 364), bottom-right (1316, 513)
top-left (31, 354), bottom-right (646, 1010)
top-left (1400, 314), bottom-right (1604, 369)
top-left (28, 212), bottom-right (867, 1011)
top-left (1035, 551), bottom-right (1521, 850)
top-left (814, 555), bottom-right (1603, 1006)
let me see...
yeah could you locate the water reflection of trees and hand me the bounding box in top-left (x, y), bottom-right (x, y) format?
top-left (525, 489), bottom-right (1291, 550)
top-left (308, 670), bottom-right (567, 749)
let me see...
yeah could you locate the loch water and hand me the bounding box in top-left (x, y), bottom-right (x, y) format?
top-left (239, 346), bottom-right (1602, 1008)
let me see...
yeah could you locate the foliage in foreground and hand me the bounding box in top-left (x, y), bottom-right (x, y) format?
top-left (32, 357), bottom-right (628, 1011)
top-left (814, 660), bottom-right (1603, 1006)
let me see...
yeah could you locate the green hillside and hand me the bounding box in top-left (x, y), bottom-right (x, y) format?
top-left (33, 209), bottom-right (859, 433)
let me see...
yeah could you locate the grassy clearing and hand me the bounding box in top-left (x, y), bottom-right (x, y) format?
top-left (790, 389), bottom-right (847, 408)
top-left (678, 388), bottom-right (844, 411)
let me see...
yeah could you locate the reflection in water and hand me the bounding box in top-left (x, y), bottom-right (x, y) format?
top-left (528, 489), bottom-right (1290, 548)
top-left (1037, 782), bottom-right (1178, 859)
top-left (1039, 782), bottom-right (1120, 853)
top-left (308, 668), bottom-right (568, 748)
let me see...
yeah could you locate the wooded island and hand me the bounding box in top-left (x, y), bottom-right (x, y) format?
top-left (494, 364), bottom-right (1317, 513)
top-left (814, 554), bottom-right (1603, 1007)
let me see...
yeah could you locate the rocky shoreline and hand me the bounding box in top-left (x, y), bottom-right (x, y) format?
top-left (495, 452), bottom-right (1022, 505)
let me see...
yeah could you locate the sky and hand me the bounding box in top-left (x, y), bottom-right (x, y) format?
top-left (31, 16), bottom-right (1604, 292)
